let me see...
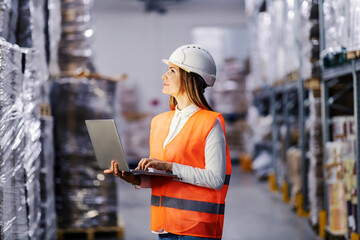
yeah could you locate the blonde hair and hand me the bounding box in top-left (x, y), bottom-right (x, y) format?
top-left (169, 69), bottom-right (213, 111)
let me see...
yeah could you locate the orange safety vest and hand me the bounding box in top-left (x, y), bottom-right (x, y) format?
top-left (149, 109), bottom-right (232, 239)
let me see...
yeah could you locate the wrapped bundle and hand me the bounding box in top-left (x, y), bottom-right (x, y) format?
top-left (256, 11), bottom-right (273, 86)
top-left (51, 77), bottom-right (121, 229)
top-left (39, 116), bottom-right (56, 240)
top-left (307, 90), bottom-right (324, 226)
top-left (22, 48), bottom-right (43, 240)
top-left (0, 0), bottom-right (10, 41)
top-left (269, 0), bottom-right (285, 85)
top-left (123, 114), bottom-right (151, 163)
top-left (212, 58), bottom-right (249, 115)
top-left (7, 0), bottom-right (18, 44)
top-left (348, 0), bottom-right (360, 52)
top-left (28, 0), bottom-right (48, 83)
top-left (246, 21), bottom-right (265, 92)
top-left (322, 0), bottom-right (347, 55)
top-left (59, 0), bottom-right (94, 75)
top-left (299, 0), bottom-right (321, 78)
top-left (211, 58), bottom-right (250, 160)
top-left (47, 0), bottom-right (61, 76)
top-left (284, 0), bottom-right (299, 79)
top-left (55, 156), bottom-right (118, 228)
top-left (17, 0), bottom-right (32, 47)
top-left (0, 39), bottom-right (27, 240)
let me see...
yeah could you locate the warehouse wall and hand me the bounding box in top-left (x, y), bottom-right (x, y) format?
top-left (93, 2), bottom-right (246, 114)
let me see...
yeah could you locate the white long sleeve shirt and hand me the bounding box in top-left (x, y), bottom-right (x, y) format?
top-left (140, 104), bottom-right (226, 190)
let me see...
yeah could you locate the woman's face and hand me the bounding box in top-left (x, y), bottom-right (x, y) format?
top-left (162, 63), bottom-right (182, 97)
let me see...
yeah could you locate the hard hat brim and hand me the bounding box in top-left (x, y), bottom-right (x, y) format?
top-left (161, 59), bottom-right (190, 73)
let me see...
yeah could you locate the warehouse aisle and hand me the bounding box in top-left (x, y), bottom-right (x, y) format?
top-left (116, 164), bottom-right (319, 240)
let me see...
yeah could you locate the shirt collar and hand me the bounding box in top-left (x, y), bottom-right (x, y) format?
top-left (175, 104), bottom-right (200, 118)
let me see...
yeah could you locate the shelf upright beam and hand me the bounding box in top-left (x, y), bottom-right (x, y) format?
top-left (283, 88), bottom-right (290, 186)
top-left (352, 60), bottom-right (360, 233)
top-left (298, 78), bottom-right (309, 211)
top-left (271, 89), bottom-right (279, 187)
top-left (320, 76), bottom-right (330, 220)
top-left (318, 0), bottom-right (330, 225)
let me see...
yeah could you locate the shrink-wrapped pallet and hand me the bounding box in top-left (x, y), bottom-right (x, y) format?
top-left (51, 77), bottom-right (121, 228)
top-left (22, 47), bottom-right (43, 240)
top-left (323, 0), bottom-right (347, 55)
top-left (348, 0), bottom-right (360, 52)
top-left (46, 0), bottom-right (61, 76)
top-left (17, 0), bottom-right (32, 47)
top-left (59, 0), bottom-right (94, 75)
top-left (307, 90), bottom-right (324, 226)
top-left (284, 0), bottom-right (299, 78)
top-left (39, 115), bottom-right (56, 240)
top-left (299, 0), bottom-right (320, 79)
top-left (0, 39), bottom-right (28, 240)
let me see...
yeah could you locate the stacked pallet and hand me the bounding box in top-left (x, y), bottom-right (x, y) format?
top-left (51, 77), bottom-right (122, 233)
top-left (0, 39), bottom-right (28, 240)
top-left (299, 0), bottom-right (321, 80)
top-left (307, 90), bottom-right (325, 228)
top-left (212, 58), bottom-right (250, 159)
top-left (0, 0), bottom-right (60, 238)
top-left (60, 0), bottom-right (95, 75)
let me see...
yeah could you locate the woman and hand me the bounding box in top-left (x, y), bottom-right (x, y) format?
top-left (105, 45), bottom-right (232, 240)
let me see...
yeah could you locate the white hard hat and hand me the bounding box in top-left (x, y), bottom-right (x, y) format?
top-left (162, 44), bottom-right (217, 87)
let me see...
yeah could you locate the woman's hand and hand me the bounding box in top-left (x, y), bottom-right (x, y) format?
top-left (104, 160), bottom-right (141, 185)
top-left (136, 158), bottom-right (173, 172)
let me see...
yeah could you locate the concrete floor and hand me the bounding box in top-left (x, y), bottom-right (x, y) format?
top-left (116, 164), bottom-right (320, 240)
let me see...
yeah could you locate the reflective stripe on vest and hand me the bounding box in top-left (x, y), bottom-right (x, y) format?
top-left (224, 174), bottom-right (231, 185)
top-left (151, 195), bottom-right (225, 215)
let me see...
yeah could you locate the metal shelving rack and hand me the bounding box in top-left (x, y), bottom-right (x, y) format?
top-left (253, 82), bottom-right (302, 195)
top-left (318, 0), bottom-right (360, 238)
top-left (251, 0), bottom-right (309, 208)
top-left (251, 0), bottom-right (360, 238)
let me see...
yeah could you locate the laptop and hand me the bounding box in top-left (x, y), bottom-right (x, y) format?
top-left (85, 119), bottom-right (177, 178)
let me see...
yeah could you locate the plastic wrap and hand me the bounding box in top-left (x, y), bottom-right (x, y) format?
top-left (7, 0), bottom-right (18, 44)
top-left (29, 0), bottom-right (49, 85)
top-left (323, 0), bottom-right (347, 54)
top-left (47, 0), bottom-right (61, 76)
top-left (299, 0), bottom-right (320, 79)
top-left (212, 58), bottom-right (249, 115)
top-left (39, 116), bottom-right (56, 240)
top-left (51, 77), bottom-right (121, 228)
top-left (0, 38), bottom-right (27, 240)
top-left (245, 106), bottom-right (273, 178)
top-left (123, 115), bottom-right (152, 163)
top-left (256, 11), bottom-right (272, 86)
top-left (269, 0), bottom-right (285, 84)
top-left (22, 47), bottom-right (43, 240)
top-left (348, 0), bottom-right (360, 52)
top-left (246, 16), bottom-right (263, 92)
top-left (306, 90), bottom-right (325, 226)
top-left (16, 0), bottom-right (32, 47)
top-left (284, 0), bottom-right (299, 76)
top-left (0, 1), bottom-right (11, 41)
top-left (59, 0), bottom-right (94, 75)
